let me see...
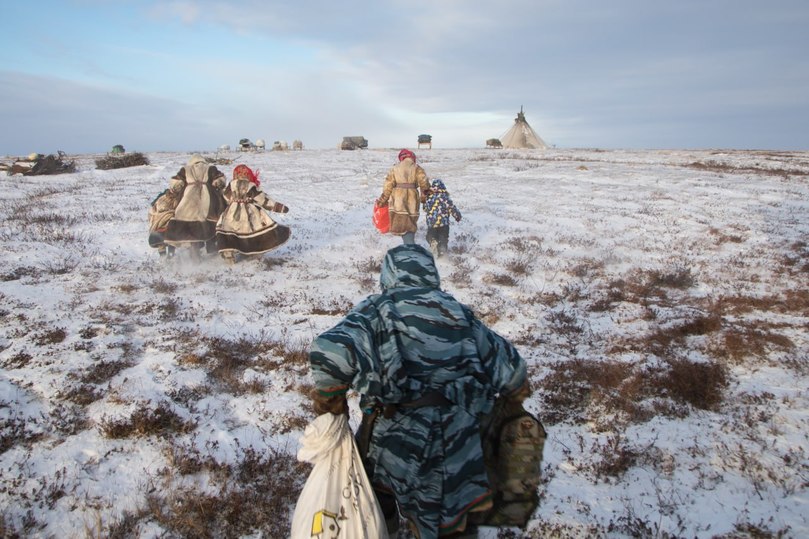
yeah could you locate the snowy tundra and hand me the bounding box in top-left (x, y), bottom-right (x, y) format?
top-left (0, 148), bottom-right (807, 538)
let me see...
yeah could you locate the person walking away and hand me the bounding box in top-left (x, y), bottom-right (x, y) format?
top-left (163, 154), bottom-right (227, 259)
top-left (308, 244), bottom-right (530, 539)
top-left (423, 178), bottom-right (462, 258)
top-left (216, 164), bottom-right (291, 264)
top-left (376, 149), bottom-right (431, 244)
top-left (147, 188), bottom-right (180, 259)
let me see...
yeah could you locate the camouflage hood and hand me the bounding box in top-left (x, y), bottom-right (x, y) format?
top-left (380, 244), bottom-right (440, 291)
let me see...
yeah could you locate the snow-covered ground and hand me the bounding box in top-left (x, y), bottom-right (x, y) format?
top-left (1, 148), bottom-right (807, 538)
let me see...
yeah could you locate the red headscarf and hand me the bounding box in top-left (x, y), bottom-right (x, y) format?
top-left (398, 148), bottom-right (416, 162)
top-left (233, 164), bottom-right (260, 187)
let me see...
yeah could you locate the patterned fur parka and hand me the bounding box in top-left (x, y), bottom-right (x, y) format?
top-left (215, 166), bottom-right (290, 255)
top-left (163, 155), bottom-right (226, 245)
top-left (377, 157), bottom-right (431, 235)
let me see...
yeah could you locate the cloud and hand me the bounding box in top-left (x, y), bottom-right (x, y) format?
top-left (0, 70), bottom-right (409, 154)
top-left (142, 1), bottom-right (809, 122)
top-left (0, 71), bottom-right (220, 154)
top-left (144, 1), bottom-right (557, 111)
top-left (3, 1), bottom-right (807, 153)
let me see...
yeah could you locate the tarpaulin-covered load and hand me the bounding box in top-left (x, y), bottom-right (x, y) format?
top-left (340, 136), bottom-right (368, 150)
top-left (5, 151), bottom-right (76, 176)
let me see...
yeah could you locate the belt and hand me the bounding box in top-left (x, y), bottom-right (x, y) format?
top-left (382, 391), bottom-right (451, 419)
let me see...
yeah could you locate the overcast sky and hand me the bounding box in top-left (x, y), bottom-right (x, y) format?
top-left (1, 0), bottom-right (807, 154)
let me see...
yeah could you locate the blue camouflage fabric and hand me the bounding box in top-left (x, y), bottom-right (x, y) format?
top-left (309, 244), bottom-right (527, 538)
top-left (423, 178), bottom-right (461, 229)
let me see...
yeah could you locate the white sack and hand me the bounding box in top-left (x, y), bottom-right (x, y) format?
top-left (291, 413), bottom-right (389, 539)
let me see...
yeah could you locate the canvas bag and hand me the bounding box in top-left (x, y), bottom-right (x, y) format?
top-left (291, 413), bottom-right (389, 539)
top-left (373, 203), bottom-right (390, 234)
top-left (479, 398), bottom-right (546, 528)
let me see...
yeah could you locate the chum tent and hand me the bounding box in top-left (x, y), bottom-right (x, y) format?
top-left (500, 107), bottom-right (548, 149)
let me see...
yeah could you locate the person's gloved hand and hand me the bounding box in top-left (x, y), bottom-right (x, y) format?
top-left (273, 202), bottom-right (289, 213)
top-left (310, 389), bottom-right (348, 416)
top-left (455, 215), bottom-right (462, 223)
top-left (375, 198), bottom-right (387, 207)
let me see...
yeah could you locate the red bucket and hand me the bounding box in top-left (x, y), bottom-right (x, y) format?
top-left (373, 203), bottom-right (390, 234)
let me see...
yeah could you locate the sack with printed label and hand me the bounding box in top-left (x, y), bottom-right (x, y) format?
top-left (291, 413), bottom-right (389, 539)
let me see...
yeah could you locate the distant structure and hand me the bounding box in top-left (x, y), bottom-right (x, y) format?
top-left (255, 139), bottom-right (266, 151)
top-left (219, 144), bottom-right (231, 151)
top-left (417, 134), bottom-right (432, 149)
top-left (292, 139), bottom-right (304, 150)
top-left (485, 138), bottom-right (502, 149)
top-left (500, 107), bottom-right (548, 149)
top-left (272, 140), bottom-right (289, 151)
top-left (239, 138), bottom-right (255, 151)
top-left (340, 136), bottom-right (368, 150)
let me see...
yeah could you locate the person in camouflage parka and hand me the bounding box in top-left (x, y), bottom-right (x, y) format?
top-left (309, 244), bottom-right (529, 539)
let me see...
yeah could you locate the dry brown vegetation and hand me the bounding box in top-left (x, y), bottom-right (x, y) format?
top-left (95, 152), bottom-right (150, 170)
top-left (536, 355), bottom-right (727, 428)
top-left (686, 159), bottom-right (808, 178)
top-left (81, 444), bottom-right (308, 539)
top-left (99, 401), bottom-right (196, 438)
top-left (142, 445), bottom-right (308, 538)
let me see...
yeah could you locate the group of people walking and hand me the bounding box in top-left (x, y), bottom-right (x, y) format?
top-left (307, 150), bottom-right (528, 539)
top-left (149, 148), bottom-right (462, 263)
top-left (148, 149), bottom-right (534, 538)
top-left (148, 155), bottom-right (290, 263)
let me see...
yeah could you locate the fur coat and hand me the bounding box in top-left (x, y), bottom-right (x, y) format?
top-left (147, 189), bottom-right (180, 249)
top-left (215, 178), bottom-right (291, 255)
top-left (378, 158), bottom-right (431, 235)
top-left (164, 155), bottom-right (227, 245)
